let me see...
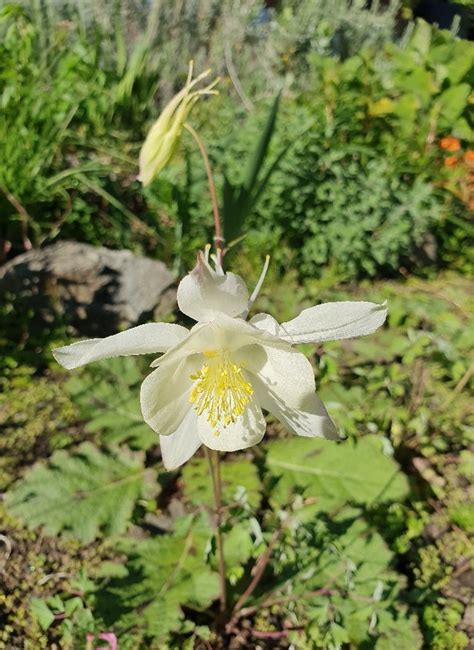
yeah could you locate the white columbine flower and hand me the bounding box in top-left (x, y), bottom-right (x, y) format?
top-left (53, 249), bottom-right (387, 470)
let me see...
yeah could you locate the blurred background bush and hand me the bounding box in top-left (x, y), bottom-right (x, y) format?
top-left (1, 0), bottom-right (472, 279)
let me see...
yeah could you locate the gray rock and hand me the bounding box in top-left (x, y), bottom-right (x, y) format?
top-left (0, 241), bottom-right (177, 336)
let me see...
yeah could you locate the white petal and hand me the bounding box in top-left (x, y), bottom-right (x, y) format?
top-left (177, 252), bottom-right (249, 321)
top-left (159, 408), bottom-right (201, 470)
top-left (279, 301), bottom-right (387, 344)
top-left (152, 315), bottom-right (289, 369)
top-left (245, 344), bottom-right (340, 440)
top-left (53, 323), bottom-right (189, 370)
top-left (249, 313), bottom-right (280, 336)
top-left (140, 358), bottom-right (195, 436)
top-left (197, 395), bottom-right (266, 452)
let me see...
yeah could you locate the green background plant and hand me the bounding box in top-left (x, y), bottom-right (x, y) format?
top-left (0, 5), bottom-right (472, 279)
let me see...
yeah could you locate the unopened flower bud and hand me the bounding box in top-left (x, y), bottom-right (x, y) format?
top-left (138, 62), bottom-right (219, 186)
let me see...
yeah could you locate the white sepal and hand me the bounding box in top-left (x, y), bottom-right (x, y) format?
top-left (140, 358), bottom-right (194, 436)
top-left (246, 344), bottom-right (340, 441)
top-left (160, 409), bottom-right (201, 470)
top-left (280, 301), bottom-right (387, 344)
top-left (177, 250), bottom-right (249, 322)
top-left (52, 323), bottom-right (189, 370)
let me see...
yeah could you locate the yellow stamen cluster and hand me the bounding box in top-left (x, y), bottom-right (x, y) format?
top-left (190, 351), bottom-right (253, 433)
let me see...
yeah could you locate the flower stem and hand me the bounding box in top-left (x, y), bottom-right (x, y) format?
top-left (184, 123), bottom-right (224, 265)
top-left (224, 530), bottom-right (282, 634)
top-left (205, 448), bottom-right (227, 613)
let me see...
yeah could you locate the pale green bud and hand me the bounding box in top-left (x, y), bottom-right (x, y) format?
top-left (138, 62), bottom-right (219, 186)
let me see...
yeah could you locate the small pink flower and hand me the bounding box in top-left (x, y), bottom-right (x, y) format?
top-left (86, 632), bottom-right (118, 650)
top-left (98, 633), bottom-right (118, 650)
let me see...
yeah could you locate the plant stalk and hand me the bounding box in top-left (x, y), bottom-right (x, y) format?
top-left (205, 448), bottom-right (227, 613)
top-left (1, 185), bottom-right (32, 250)
top-left (183, 123), bottom-right (224, 265)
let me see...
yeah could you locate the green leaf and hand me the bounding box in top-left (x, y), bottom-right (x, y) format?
top-left (374, 613), bottom-right (423, 649)
top-left (6, 442), bottom-right (148, 542)
top-left (282, 497), bottom-right (421, 646)
top-left (452, 117), bottom-right (473, 141)
top-left (262, 506), bottom-right (417, 647)
top-left (313, 513), bottom-right (395, 593)
top-left (30, 598), bottom-right (55, 631)
top-left (266, 435), bottom-right (409, 511)
top-left (223, 523), bottom-right (254, 572)
top-left (410, 19), bottom-right (432, 56)
top-left (444, 46), bottom-right (474, 85)
top-left (97, 513), bottom-right (219, 643)
top-left (285, 507), bottom-right (398, 597)
top-left (181, 457), bottom-right (262, 509)
top-left (449, 502), bottom-right (474, 533)
top-left (243, 91), bottom-right (281, 195)
top-left (437, 83), bottom-right (471, 127)
top-left (222, 92), bottom-right (282, 243)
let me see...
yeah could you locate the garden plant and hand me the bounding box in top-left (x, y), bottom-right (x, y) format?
top-left (0, 2), bottom-right (473, 649)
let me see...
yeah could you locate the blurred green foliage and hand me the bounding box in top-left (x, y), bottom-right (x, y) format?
top-left (148, 20), bottom-right (474, 280)
top-left (0, 5), bottom-right (472, 280)
top-left (0, 3), bottom-right (164, 253)
top-left (193, 20), bottom-right (473, 280)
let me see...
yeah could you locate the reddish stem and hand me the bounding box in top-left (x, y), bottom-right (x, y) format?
top-left (184, 123), bottom-right (224, 264)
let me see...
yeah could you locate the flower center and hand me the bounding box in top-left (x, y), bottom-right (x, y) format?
top-left (189, 350), bottom-right (253, 432)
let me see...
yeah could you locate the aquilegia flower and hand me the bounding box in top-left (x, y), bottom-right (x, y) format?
top-left (53, 249), bottom-right (387, 470)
